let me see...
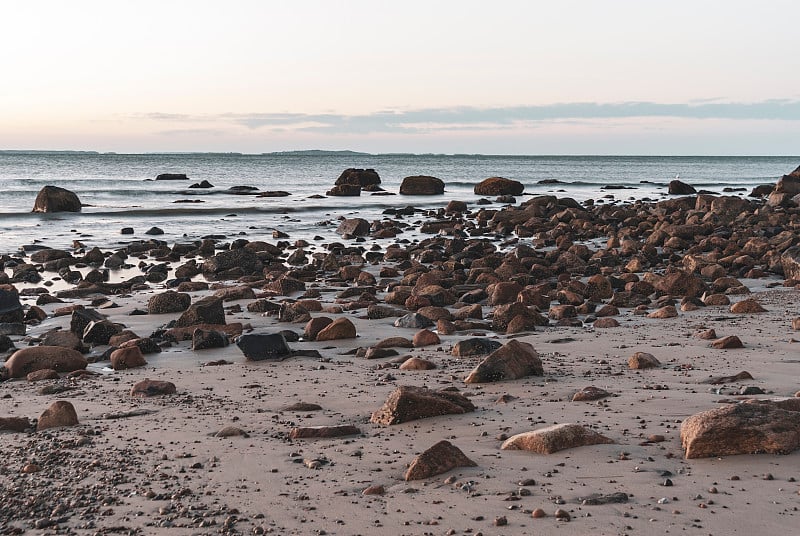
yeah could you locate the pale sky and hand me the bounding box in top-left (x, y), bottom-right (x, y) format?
top-left (1, 0), bottom-right (798, 154)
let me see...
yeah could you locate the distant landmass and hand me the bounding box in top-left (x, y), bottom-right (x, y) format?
top-left (264, 149), bottom-right (372, 156)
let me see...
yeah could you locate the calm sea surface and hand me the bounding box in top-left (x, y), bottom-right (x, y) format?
top-left (0, 152), bottom-right (797, 255)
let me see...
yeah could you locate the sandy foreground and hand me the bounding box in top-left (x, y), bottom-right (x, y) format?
top-left (1, 271), bottom-right (799, 535)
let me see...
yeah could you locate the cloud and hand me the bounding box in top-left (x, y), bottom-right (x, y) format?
top-left (141, 100), bottom-right (800, 135)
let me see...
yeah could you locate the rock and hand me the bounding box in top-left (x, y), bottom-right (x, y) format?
top-left (394, 313), bottom-right (434, 329)
top-left (82, 320), bottom-right (122, 345)
top-left (681, 400), bottom-right (800, 458)
top-left (362, 484), bottom-right (385, 496)
top-left (335, 168), bottom-right (381, 188)
top-left (370, 386), bottom-right (475, 425)
top-left (326, 184), bottom-right (361, 196)
top-left (41, 329), bottom-right (83, 351)
top-left (730, 298), bottom-right (767, 314)
top-left (148, 291), bottom-right (192, 314)
top-left (69, 308), bottom-right (105, 336)
top-left (491, 302), bottom-right (546, 333)
top-left (668, 180), bottom-right (696, 195)
top-left (628, 352), bottom-right (660, 369)
top-left (579, 492), bottom-right (629, 505)
top-left (399, 175), bottom-right (445, 195)
top-left (315, 317), bottom-right (357, 341)
top-left (452, 338), bottom-right (503, 357)
top-left (202, 248), bottom-right (261, 275)
top-left (32, 185), bottom-right (82, 212)
top-left (304, 317), bottom-right (333, 341)
top-left (488, 281), bottom-right (523, 305)
top-left (374, 336), bottom-right (414, 349)
top-left (145, 226), bottom-right (164, 235)
top-left (191, 328), bottom-right (229, 350)
top-left (121, 337), bottom-right (162, 355)
top-left (572, 386), bottom-right (612, 402)
top-left (336, 218), bottom-right (370, 237)
top-left (0, 417), bottom-right (30, 432)
top-left (0, 288), bottom-right (23, 324)
top-left (288, 425), bottom-right (361, 439)
top-left (474, 177), bottom-right (524, 196)
top-left (0, 335), bottom-right (15, 352)
top-left (281, 402), bottom-right (323, 411)
top-left (465, 339), bottom-right (543, 384)
top-left (404, 440), bottom-right (477, 481)
top-left (703, 293), bottom-right (730, 306)
top-left (189, 180), bottom-right (214, 188)
top-left (780, 246), bottom-right (800, 281)
top-left (1, 346), bottom-right (87, 379)
top-left (27, 369), bottom-right (59, 381)
top-left (155, 173), bottom-right (188, 180)
top-left (30, 248), bottom-right (72, 264)
top-left (700, 371), bottom-right (754, 385)
top-left (593, 317), bottom-right (620, 328)
top-left (36, 401), bottom-right (79, 430)
top-left (110, 346), bottom-right (147, 370)
top-left (236, 333), bottom-right (292, 360)
top-left (215, 426), bottom-right (249, 438)
top-left (712, 335), bottom-right (744, 349)
top-left (412, 329), bottom-right (440, 348)
top-left (500, 423), bottom-right (614, 454)
top-left (647, 305), bottom-right (678, 319)
top-left (130, 379), bottom-right (177, 397)
top-left (695, 328), bottom-right (717, 340)
top-left (655, 270), bottom-right (706, 298)
top-left (175, 296), bottom-right (225, 327)
top-left (0, 323), bottom-right (25, 336)
top-left (399, 357), bottom-right (436, 370)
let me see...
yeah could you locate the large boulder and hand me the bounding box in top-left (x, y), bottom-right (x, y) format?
top-left (202, 248), bottom-right (262, 275)
top-left (668, 180), bottom-right (696, 195)
top-left (474, 177), bottom-right (524, 196)
top-left (654, 269), bottom-right (707, 298)
top-left (452, 338), bottom-right (503, 357)
top-left (335, 168), bottom-right (381, 188)
top-left (110, 346), bottom-right (147, 370)
top-left (1, 346), bottom-right (87, 380)
top-left (681, 399), bottom-right (800, 459)
top-left (326, 184), bottom-right (361, 196)
top-left (336, 218), bottom-right (370, 237)
top-left (148, 291), bottom-right (192, 314)
top-left (32, 185), bottom-right (82, 213)
top-left (501, 423), bottom-right (614, 454)
top-left (37, 401), bottom-right (79, 431)
top-left (404, 440), bottom-right (477, 481)
top-left (175, 296), bottom-right (225, 327)
top-left (236, 333), bottom-right (292, 360)
top-left (315, 317), bottom-right (357, 341)
top-left (781, 246), bottom-right (800, 280)
top-left (399, 176), bottom-right (445, 195)
top-left (0, 288), bottom-right (23, 324)
top-left (370, 386), bottom-right (475, 425)
top-left (464, 339), bottom-right (543, 383)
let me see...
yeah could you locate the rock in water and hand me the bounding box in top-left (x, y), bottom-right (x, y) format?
top-left (32, 185), bottom-right (82, 212)
top-left (681, 400), bottom-right (800, 458)
top-left (370, 385), bottom-right (475, 425)
top-left (148, 291), bottom-right (192, 314)
top-left (399, 176), bottom-right (445, 195)
top-left (1, 346), bottom-right (87, 379)
top-left (155, 173), bottom-right (188, 180)
top-left (668, 180), bottom-right (696, 195)
top-left (474, 177), bottom-right (524, 196)
top-left (37, 401), bottom-right (79, 430)
top-left (175, 296), bottom-right (225, 327)
top-left (0, 288), bottom-right (23, 324)
top-left (335, 168), bottom-right (381, 188)
top-left (404, 440), bottom-right (477, 481)
top-left (501, 423), bottom-right (615, 454)
top-left (336, 218), bottom-right (370, 237)
top-left (465, 339), bottom-right (543, 384)
top-left (236, 333), bottom-right (292, 360)
top-left (110, 346), bottom-right (147, 370)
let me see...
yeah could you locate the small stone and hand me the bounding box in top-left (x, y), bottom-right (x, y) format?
top-left (628, 352), bottom-right (660, 369)
top-left (711, 335), bottom-right (744, 349)
top-left (554, 508), bottom-right (571, 521)
top-left (531, 508), bottom-right (547, 518)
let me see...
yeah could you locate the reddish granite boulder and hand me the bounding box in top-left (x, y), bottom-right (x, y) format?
top-left (370, 386), bottom-right (475, 425)
top-left (404, 440), bottom-right (477, 481)
top-left (37, 401), bottom-right (79, 430)
top-left (2, 346), bottom-right (87, 379)
top-left (474, 177), bottom-right (524, 196)
top-left (501, 423), bottom-right (614, 454)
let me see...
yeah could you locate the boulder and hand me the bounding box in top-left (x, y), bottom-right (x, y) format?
top-left (628, 351), bottom-right (660, 369)
top-left (399, 357), bottom-right (436, 370)
top-left (412, 329), bottom-right (440, 348)
top-left (0, 417), bottom-right (30, 433)
top-left (82, 320), bottom-right (122, 345)
top-left (175, 296), bottom-right (225, 327)
top-left (399, 176), bottom-right (445, 195)
top-left (236, 333), bottom-right (292, 360)
top-left (155, 173), bottom-right (188, 180)
top-left (336, 218), bottom-right (370, 237)
top-left (1, 346), bottom-right (87, 379)
top-left (500, 423), bottom-right (614, 454)
top-left (288, 425), bottom-right (361, 439)
top-left (465, 339), bottom-right (543, 384)
top-left (69, 308), bottom-right (104, 336)
top-left (370, 386), bottom-right (475, 425)
top-left (593, 317), bottom-right (620, 328)
top-left (712, 335), bottom-right (744, 349)
top-left (0, 288), bottom-right (23, 324)
top-left (32, 185), bottom-right (82, 212)
top-left (394, 313), bottom-right (434, 329)
top-left (335, 168), bottom-right (381, 187)
top-left (202, 248), bottom-right (262, 275)
top-left (647, 305), bottom-right (678, 319)
top-left (326, 184), bottom-right (361, 196)
top-left (110, 346), bottom-right (147, 370)
top-left (191, 328), bottom-right (229, 350)
top-left (41, 329), bottom-right (83, 351)
top-left (404, 440), bottom-right (477, 481)
top-left (780, 246), bottom-right (800, 281)
top-left (36, 401), bottom-right (79, 430)
top-left (572, 386), bottom-right (612, 402)
top-left (27, 369), bottom-right (59, 381)
top-left (474, 177), bottom-right (524, 196)
top-left (681, 400), bottom-right (800, 458)
top-left (668, 180), bottom-right (696, 195)
top-left (130, 379), bottom-right (177, 397)
top-left (654, 270), bottom-right (706, 298)
top-left (189, 180), bottom-right (214, 188)
top-left (148, 291), bottom-right (192, 314)
top-left (304, 317), bottom-right (333, 341)
top-left (451, 338), bottom-right (502, 357)
top-left (315, 317), bottom-right (357, 341)
top-left (730, 298), bottom-right (767, 314)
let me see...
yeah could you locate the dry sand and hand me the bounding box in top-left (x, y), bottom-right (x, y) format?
top-left (2, 276), bottom-right (799, 535)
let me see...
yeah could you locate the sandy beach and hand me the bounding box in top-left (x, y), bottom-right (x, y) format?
top-left (2, 172), bottom-right (800, 536)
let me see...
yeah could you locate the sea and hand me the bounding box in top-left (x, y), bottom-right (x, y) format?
top-left (0, 151), bottom-right (797, 257)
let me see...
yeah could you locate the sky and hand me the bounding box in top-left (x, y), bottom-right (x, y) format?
top-left (1, 0), bottom-right (799, 154)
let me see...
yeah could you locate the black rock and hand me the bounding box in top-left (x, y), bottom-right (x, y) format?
top-left (451, 338), bottom-right (503, 357)
top-left (155, 173), bottom-right (188, 180)
top-left (121, 227), bottom-right (134, 235)
top-left (83, 320), bottom-right (122, 345)
top-left (236, 333), bottom-right (292, 361)
top-left (145, 227), bottom-right (164, 236)
top-left (189, 180), bottom-right (214, 188)
top-left (70, 308), bottom-right (105, 336)
top-left (191, 329), bottom-right (230, 350)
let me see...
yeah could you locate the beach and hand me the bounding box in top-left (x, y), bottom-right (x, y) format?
top-left (1, 166), bottom-right (800, 535)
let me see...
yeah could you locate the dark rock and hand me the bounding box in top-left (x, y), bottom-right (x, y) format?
top-left (474, 177), bottom-right (524, 196)
top-left (82, 320), bottom-right (122, 345)
top-left (130, 379), bottom-right (177, 397)
top-left (668, 180), bottom-right (696, 195)
top-left (1, 346), bottom-right (87, 379)
top-left (335, 168), bottom-right (381, 188)
top-left (336, 218), bottom-right (370, 237)
top-left (202, 248), bottom-right (261, 275)
top-left (394, 313), bottom-right (434, 329)
top-left (451, 338), bottom-right (503, 357)
top-left (236, 333), bottom-right (292, 360)
top-left (288, 425), bottom-right (361, 439)
top-left (0, 417), bottom-right (30, 433)
top-left (189, 180), bottom-right (214, 188)
top-left (370, 385), bottom-right (475, 425)
top-left (465, 339), bottom-right (543, 383)
top-left (32, 185), bottom-right (82, 212)
top-left (148, 291), bottom-right (192, 314)
top-left (399, 176), bottom-right (445, 195)
top-left (0, 288), bottom-right (23, 324)
top-left (155, 173), bottom-right (188, 180)
top-left (700, 371), bottom-right (754, 385)
top-left (326, 184), bottom-right (361, 196)
top-left (175, 296), bottom-right (225, 327)
top-left (191, 328), bottom-right (229, 350)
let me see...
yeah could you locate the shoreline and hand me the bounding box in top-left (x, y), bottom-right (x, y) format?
top-left (2, 170), bottom-right (800, 534)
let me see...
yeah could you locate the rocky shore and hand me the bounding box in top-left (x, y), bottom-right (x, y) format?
top-left (1, 166), bottom-right (800, 535)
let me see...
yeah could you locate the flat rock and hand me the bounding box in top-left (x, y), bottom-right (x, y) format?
top-left (465, 339), bottom-right (543, 384)
top-left (647, 305), bottom-right (678, 319)
top-left (398, 357), bottom-right (436, 370)
top-left (370, 385), bottom-right (475, 425)
top-left (501, 423), bottom-right (614, 454)
top-left (148, 291), bottom-right (191, 314)
top-left (730, 298), bottom-right (767, 314)
top-left (700, 370), bottom-right (754, 385)
top-left (572, 386), bottom-right (612, 402)
top-left (452, 338), bottom-right (502, 357)
top-left (0, 417), bottom-right (31, 432)
top-left (288, 425), bottom-right (361, 439)
top-left (2, 346), bottom-right (87, 379)
top-left (404, 440), bottom-right (477, 481)
top-left (681, 400), bottom-right (800, 458)
top-left (37, 401), bottom-right (79, 430)
top-left (130, 379), bottom-right (177, 397)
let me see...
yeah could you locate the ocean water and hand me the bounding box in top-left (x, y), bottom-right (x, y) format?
top-left (0, 151), bottom-right (797, 256)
